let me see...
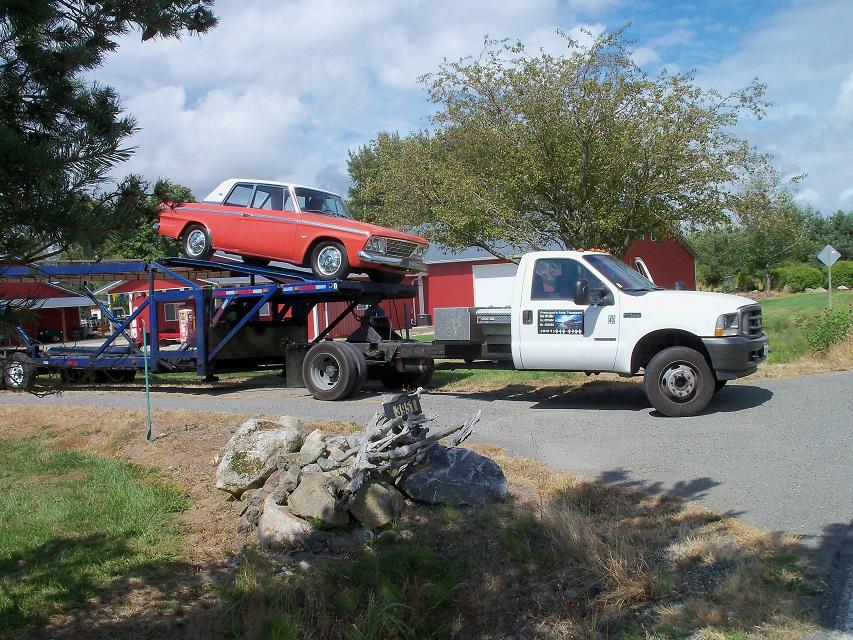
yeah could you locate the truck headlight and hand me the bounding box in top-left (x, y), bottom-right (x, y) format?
top-left (365, 236), bottom-right (387, 254)
top-left (714, 313), bottom-right (740, 337)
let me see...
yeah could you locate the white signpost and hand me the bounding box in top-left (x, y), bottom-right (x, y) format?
top-left (817, 244), bottom-right (841, 305)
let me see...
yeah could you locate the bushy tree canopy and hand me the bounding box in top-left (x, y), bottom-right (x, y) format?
top-left (348, 28), bottom-right (768, 257)
top-left (0, 0), bottom-right (216, 264)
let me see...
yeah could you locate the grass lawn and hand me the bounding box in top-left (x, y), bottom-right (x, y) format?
top-left (760, 289), bottom-right (852, 363)
top-left (0, 436), bottom-right (188, 634)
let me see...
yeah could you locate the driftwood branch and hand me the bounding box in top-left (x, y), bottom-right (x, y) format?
top-left (331, 390), bottom-right (480, 506)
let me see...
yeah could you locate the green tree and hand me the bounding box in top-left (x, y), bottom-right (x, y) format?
top-left (348, 28), bottom-right (768, 257)
top-left (0, 0), bottom-right (216, 265)
top-left (99, 180), bottom-right (194, 260)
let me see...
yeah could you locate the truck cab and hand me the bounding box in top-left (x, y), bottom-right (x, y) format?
top-left (510, 251), bottom-right (768, 416)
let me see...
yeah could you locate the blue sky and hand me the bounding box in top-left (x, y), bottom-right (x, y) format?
top-left (98, 0), bottom-right (853, 213)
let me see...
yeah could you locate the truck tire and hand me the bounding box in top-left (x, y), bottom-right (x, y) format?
top-left (3, 353), bottom-right (36, 391)
top-left (714, 379), bottom-right (727, 393)
top-left (302, 342), bottom-right (357, 401)
top-left (309, 241), bottom-right (349, 281)
top-left (643, 346), bottom-right (714, 417)
top-left (340, 342), bottom-right (368, 398)
top-left (180, 224), bottom-right (213, 260)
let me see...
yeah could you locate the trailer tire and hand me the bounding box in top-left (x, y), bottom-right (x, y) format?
top-left (644, 346), bottom-right (714, 417)
top-left (180, 224), bottom-right (213, 260)
top-left (302, 342), bottom-right (357, 401)
top-left (340, 342), bottom-right (368, 398)
top-left (4, 353), bottom-right (36, 391)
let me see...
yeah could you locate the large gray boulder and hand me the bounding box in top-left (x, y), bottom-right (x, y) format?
top-left (299, 429), bottom-right (327, 466)
top-left (257, 495), bottom-right (314, 550)
top-left (215, 417), bottom-right (304, 496)
top-left (350, 480), bottom-right (405, 528)
top-left (287, 473), bottom-right (350, 527)
top-left (399, 446), bottom-right (508, 506)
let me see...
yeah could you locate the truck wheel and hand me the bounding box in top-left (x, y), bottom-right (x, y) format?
top-left (714, 379), bottom-right (727, 393)
top-left (4, 353), bottom-right (36, 391)
top-left (367, 270), bottom-right (405, 284)
top-left (302, 342), bottom-right (356, 401)
top-left (644, 347), bottom-right (714, 417)
top-left (181, 224), bottom-right (213, 260)
top-left (309, 241), bottom-right (349, 281)
top-left (340, 342), bottom-right (368, 398)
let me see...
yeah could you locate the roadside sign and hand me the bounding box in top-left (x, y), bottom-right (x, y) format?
top-left (817, 244), bottom-right (840, 266)
top-left (817, 244), bottom-right (841, 306)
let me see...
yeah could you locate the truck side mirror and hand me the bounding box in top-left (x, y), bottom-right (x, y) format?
top-left (574, 279), bottom-right (591, 305)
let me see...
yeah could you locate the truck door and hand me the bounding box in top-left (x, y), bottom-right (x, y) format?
top-left (513, 256), bottom-right (620, 371)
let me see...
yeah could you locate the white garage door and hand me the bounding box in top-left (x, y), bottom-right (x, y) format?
top-left (473, 262), bottom-right (519, 307)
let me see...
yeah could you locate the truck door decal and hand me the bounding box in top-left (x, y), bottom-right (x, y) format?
top-left (538, 309), bottom-right (584, 335)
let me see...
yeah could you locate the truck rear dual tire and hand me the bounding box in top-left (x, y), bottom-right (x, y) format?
top-left (643, 346), bottom-right (714, 418)
top-left (301, 341), bottom-right (366, 401)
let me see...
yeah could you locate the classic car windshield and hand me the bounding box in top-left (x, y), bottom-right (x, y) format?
top-left (294, 187), bottom-right (352, 218)
top-left (583, 254), bottom-right (661, 291)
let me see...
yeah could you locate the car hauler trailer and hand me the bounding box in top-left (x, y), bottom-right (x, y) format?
top-left (0, 257), bottom-right (436, 399)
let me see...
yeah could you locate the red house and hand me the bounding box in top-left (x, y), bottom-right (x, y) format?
top-left (417, 237), bottom-right (697, 321)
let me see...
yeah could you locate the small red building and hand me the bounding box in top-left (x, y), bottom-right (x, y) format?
top-left (0, 282), bottom-right (90, 344)
top-left (417, 237), bottom-right (697, 320)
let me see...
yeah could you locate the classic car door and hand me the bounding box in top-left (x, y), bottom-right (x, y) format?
top-left (232, 184), bottom-right (298, 260)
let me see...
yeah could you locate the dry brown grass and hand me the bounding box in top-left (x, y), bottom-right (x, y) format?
top-left (0, 406), bottom-right (820, 639)
top-left (752, 336), bottom-right (853, 379)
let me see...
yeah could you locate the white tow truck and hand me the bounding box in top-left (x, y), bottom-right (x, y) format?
top-left (305, 250), bottom-right (769, 417)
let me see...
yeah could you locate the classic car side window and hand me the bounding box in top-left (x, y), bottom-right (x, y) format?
top-left (224, 183), bottom-right (254, 207)
top-left (251, 185), bottom-right (285, 210)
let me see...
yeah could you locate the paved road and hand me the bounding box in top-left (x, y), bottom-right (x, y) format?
top-left (3, 371), bottom-right (852, 627)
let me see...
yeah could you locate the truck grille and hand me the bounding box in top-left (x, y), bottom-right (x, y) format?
top-left (385, 239), bottom-right (420, 259)
top-left (741, 305), bottom-right (763, 338)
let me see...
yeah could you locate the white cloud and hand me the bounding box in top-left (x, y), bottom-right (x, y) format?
top-left (698, 0), bottom-right (853, 212)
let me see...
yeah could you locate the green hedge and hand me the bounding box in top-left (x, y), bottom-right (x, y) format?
top-left (821, 260), bottom-right (853, 287)
top-left (772, 264), bottom-right (824, 292)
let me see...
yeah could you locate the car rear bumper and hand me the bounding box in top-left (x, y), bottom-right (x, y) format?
top-left (357, 250), bottom-right (426, 273)
top-left (702, 334), bottom-right (769, 380)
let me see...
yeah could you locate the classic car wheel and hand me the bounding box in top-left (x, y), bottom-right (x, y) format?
top-left (367, 270), bottom-right (405, 284)
top-left (181, 224), bottom-right (213, 260)
top-left (309, 241), bottom-right (349, 280)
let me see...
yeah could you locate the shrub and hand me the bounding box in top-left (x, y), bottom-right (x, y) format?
top-left (821, 260), bottom-right (853, 288)
top-left (805, 304), bottom-right (852, 351)
top-left (772, 264), bottom-right (823, 292)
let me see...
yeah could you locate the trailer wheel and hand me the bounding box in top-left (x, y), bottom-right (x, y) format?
top-left (302, 342), bottom-right (357, 401)
top-left (3, 353), bottom-right (36, 391)
top-left (309, 241), bottom-right (349, 281)
top-left (644, 346), bottom-right (714, 417)
top-left (340, 342), bottom-right (368, 398)
top-left (180, 224), bottom-right (213, 260)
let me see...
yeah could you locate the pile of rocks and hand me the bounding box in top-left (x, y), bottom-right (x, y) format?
top-left (215, 404), bottom-right (507, 553)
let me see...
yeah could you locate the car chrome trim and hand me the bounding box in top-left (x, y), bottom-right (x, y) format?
top-left (175, 206), bottom-right (370, 236)
top-left (299, 219), bottom-right (371, 236)
top-left (358, 251), bottom-right (426, 271)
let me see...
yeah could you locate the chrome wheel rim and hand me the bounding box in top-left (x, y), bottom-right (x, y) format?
top-left (7, 362), bottom-right (24, 387)
top-left (660, 362), bottom-right (698, 402)
top-left (308, 354), bottom-right (343, 391)
top-left (186, 229), bottom-right (207, 256)
top-left (317, 246), bottom-right (342, 276)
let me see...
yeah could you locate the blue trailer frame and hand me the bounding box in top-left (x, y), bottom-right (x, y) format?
top-left (1, 257), bottom-right (420, 382)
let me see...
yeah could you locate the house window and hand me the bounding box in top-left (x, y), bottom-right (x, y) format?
top-left (164, 303), bottom-right (181, 322)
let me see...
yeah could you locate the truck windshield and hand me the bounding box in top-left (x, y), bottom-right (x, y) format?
top-left (583, 254), bottom-right (661, 292)
top-left (294, 187), bottom-right (352, 218)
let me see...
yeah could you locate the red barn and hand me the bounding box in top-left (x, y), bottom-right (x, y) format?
top-left (0, 282), bottom-right (90, 344)
top-left (417, 237), bottom-right (697, 321)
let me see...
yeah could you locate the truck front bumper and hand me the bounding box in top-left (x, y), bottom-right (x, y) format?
top-left (357, 250), bottom-right (426, 273)
top-left (702, 334), bottom-right (769, 380)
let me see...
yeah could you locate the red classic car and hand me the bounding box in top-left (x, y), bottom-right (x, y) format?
top-left (155, 178), bottom-right (428, 283)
